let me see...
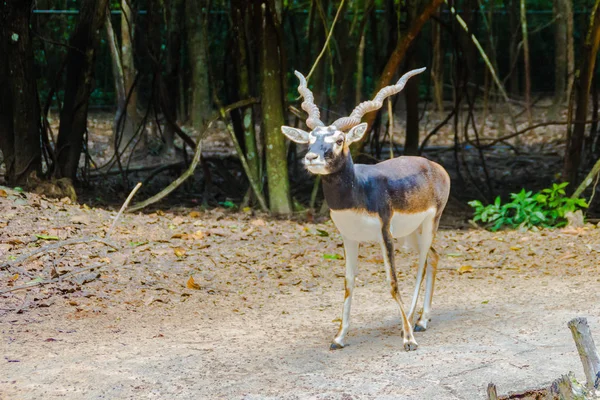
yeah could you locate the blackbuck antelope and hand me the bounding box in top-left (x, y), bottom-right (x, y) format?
top-left (281, 68), bottom-right (450, 351)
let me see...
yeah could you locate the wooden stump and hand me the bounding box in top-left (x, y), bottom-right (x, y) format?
top-left (568, 317), bottom-right (600, 391)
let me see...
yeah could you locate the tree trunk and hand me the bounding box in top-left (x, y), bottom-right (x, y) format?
top-left (186, 0), bottom-right (211, 131)
top-left (0, 0), bottom-right (41, 185)
top-left (431, 11), bottom-right (444, 112)
top-left (56, 0), bottom-right (109, 179)
top-left (564, 0), bottom-right (600, 186)
top-left (258, 0), bottom-right (291, 214)
top-left (355, 32), bottom-right (366, 106)
top-left (354, 0), bottom-right (443, 154)
top-left (553, 0), bottom-right (567, 107)
top-left (164, 0), bottom-right (184, 150)
top-left (104, 9), bottom-right (130, 152)
top-left (520, 0), bottom-right (532, 124)
top-left (119, 0), bottom-right (140, 151)
top-left (121, 0), bottom-right (137, 118)
top-left (233, 0), bottom-right (260, 189)
top-left (404, 56), bottom-right (420, 155)
top-left (565, 0), bottom-right (575, 101)
top-left (507, 0), bottom-right (521, 96)
top-left (404, 1), bottom-right (421, 156)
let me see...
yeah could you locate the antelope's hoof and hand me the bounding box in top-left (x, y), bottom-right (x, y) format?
top-left (414, 319), bottom-right (429, 332)
top-left (403, 339), bottom-right (418, 352)
top-left (330, 341), bottom-right (345, 350)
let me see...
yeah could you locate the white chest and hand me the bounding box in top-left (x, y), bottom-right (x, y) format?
top-left (330, 209), bottom-right (435, 242)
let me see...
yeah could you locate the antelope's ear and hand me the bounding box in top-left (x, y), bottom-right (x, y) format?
top-left (346, 123), bottom-right (368, 144)
top-left (281, 126), bottom-right (310, 144)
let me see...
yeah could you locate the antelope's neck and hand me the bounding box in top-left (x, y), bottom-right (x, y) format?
top-left (321, 153), bottom-right (359, 210)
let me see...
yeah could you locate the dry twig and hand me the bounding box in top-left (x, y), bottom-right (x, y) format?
top-left (107, 181), bottom-right (142, 237)
top-left (0, 262), bottom-right (110, 295)
top-left (0, 237), bottom-right (118, 275)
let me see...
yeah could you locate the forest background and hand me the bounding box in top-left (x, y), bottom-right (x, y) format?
top-left (1, 0), bottom-right (599, 218)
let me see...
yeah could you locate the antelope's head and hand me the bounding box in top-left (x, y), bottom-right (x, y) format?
top-left (281, 68), bottom-right (426, 175)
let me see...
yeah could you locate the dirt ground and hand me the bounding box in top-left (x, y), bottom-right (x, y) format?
top-left (2, 186), bottom-right (600, 399)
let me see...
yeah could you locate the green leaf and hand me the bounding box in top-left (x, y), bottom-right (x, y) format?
top-left (323, 253), bottom-right (342, 260)
top-left (219, 201), bottom-right (236, 209)
top-left (129, 241), bottom-right (148, 248)
top-left (35, 234), bottom-right (59, 240)
top-left (315, 229), bottom-right (329, 237)
top-left (468, 200), bottom-right (482, 208)
top-left (536, 194), bottom-right (547, 204)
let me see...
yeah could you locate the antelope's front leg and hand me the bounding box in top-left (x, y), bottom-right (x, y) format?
top-left (331, 237), bottom-right (359, 350)
top-left (381, 229), bottom-right (418, 351)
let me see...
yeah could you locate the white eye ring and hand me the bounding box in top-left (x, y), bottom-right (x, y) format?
top-left (335, 138), bottom-right (344, 146)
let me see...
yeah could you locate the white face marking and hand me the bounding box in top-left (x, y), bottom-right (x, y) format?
top-left (305, 164), bottom-right (329, 174)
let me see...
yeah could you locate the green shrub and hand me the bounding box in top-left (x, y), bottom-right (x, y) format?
top-left (468, 183), bottom-right (588, 231)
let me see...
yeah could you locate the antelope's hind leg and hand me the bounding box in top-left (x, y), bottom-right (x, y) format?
top-left (415, 247), bottom-right (439, 332)
top-left (331, 237), bottom-right (359, 350)
top-left (381, 228), bottom-right (418, 351)
top-left (408, 214), bottom-right (435, 330)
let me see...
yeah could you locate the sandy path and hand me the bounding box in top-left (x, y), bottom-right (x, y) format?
top-left (2, 191), bottom-right (600, 399)
top-left (3, 262), bottom-right (599, 399)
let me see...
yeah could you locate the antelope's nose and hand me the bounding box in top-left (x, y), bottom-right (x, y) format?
top-left (305, 152), bottom-right (318, 162)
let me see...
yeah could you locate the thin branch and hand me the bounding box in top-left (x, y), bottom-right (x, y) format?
top-left (305, 0), bottom-right (345, 81)
top-left (419, 105), bottom-right (457, 154)
top-left (127, 141), bottom-right (203, 212)
top-left (214, 100), bottom-right (270, 212)
top-left (444, 0), bottom-right (517, 132)
top-left (0, 262), bottom-right (110, 295)
top-left (126, 99), bottom-right (259, 212)
top-left (106, 182), bottom-right (142, 238)
top-left (480, 120), bottom-right (597, 148)
top-left (387, 98), bottom-right (394, 159)
top-left (0, 237), bottom-right (118, 272)
top-left (572, 156), bottom-right (600, 199)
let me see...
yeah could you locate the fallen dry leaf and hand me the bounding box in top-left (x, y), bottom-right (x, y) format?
top-left (172, 216), bottom-right (185, 226)
top-left (173, 247), bottom-right (186, 257)
top-left (69, 215), bottom-right (91, 225)
top-left (189, 211), bottom-right (201, 218)
top-left (561, 227), bottom-right (583, 235)
top-left (251, 219), bottom-right (266, 227)
top-left (457, 265), bottom-right (473, 274)
top-left (186, 276), bottom-right (201, 290)
top-left (172, 231), bottom-right (203, 241)
top-left (0, 189), bottom-right (7, 197)
top-left (558, 252), bottom-right (576, 260)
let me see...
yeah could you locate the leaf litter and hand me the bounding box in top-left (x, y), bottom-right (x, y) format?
top-left (2, 185), bottom-right (600, 398)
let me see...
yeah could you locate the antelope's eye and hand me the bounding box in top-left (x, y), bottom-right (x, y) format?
top-left (336, 138), bottom-right (344, 146)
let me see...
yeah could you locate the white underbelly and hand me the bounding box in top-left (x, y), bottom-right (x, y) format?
top-left (330, 208), bottom-right (435, 242)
